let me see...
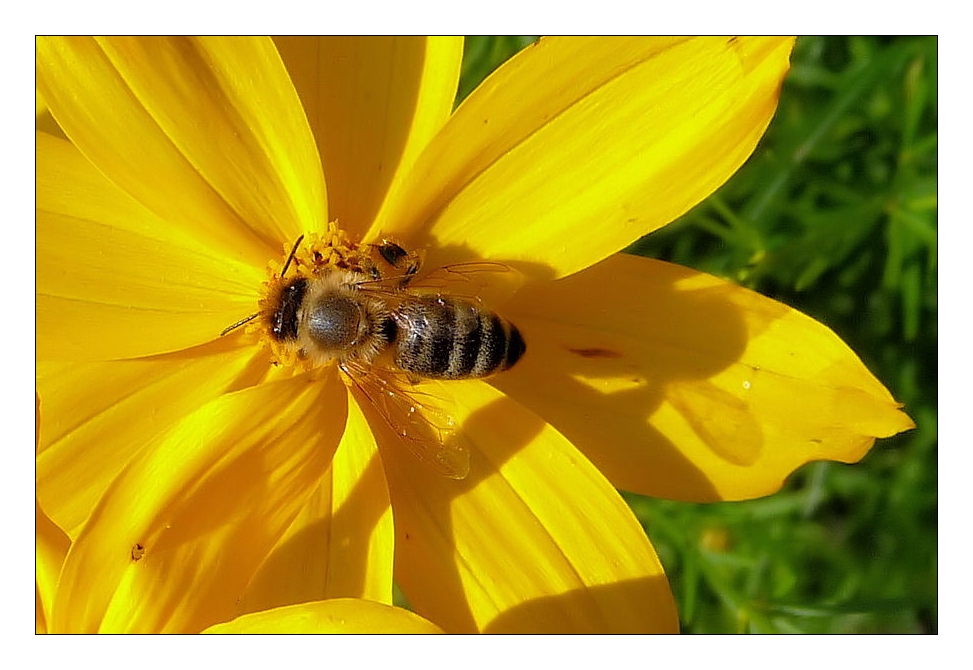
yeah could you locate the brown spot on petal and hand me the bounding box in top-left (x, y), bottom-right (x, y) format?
top-left (131, 543), bottom-right (145, 562)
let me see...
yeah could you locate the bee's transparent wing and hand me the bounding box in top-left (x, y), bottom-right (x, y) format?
top-left (409, 261), bottom-right (525, 305)
top-left (344, 363), bottom-right (470, 479)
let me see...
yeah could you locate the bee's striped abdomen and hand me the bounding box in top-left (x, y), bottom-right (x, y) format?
top-left (394, 297), bottom-right (526, 380)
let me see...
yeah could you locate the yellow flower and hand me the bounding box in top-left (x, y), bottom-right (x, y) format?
top-left (35, 36), bottom-right (913, 633)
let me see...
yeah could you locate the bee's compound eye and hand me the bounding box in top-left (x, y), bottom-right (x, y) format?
top-left (307, 295), bottom-right (363, 349)
top-left (272, 278), bottom-right (308, 340)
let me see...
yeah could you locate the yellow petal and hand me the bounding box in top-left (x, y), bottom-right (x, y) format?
top-left (51, 370), bottom-right (346, 633)
top-left (36, 36), bottom-right (326, 268)
top-left (36, 133), bottom-right (267, 361)
top-left (37, 343), bottom-right (268, 539)
top-left (36, 500), bottom-right (70, 633)
top-left (35, 85), bottom-right (46, 116)
top-left (35, 390), bottom-right (41, 452)
top-left (379, 379), bottom-right (677, 633)
top-left (202, 599), bottom-right (443, 634)
top-left (493, 253), bottom-right (914, 502)
top-left (241, 391), bottom-right (394, 610)
top-left (35, 88), bottom-right (65, 138)
top-left (36, 587), bottom-right (47, 634)
top-left (377, 36), bottom-right (794, 279)
top-left (277, 36), bottom-right (462, 237)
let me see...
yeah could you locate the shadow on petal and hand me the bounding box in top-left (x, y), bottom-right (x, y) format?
top-left (494, 256), bottom-right (749, 501)
top-left (241, 449), bottom-right (392, 611)
top-left (483, 576), bottom-right (678, 634)
top-left (377, 380), bottom-right (672, 633)
top-left (492, 252), bottom-right (912, 502)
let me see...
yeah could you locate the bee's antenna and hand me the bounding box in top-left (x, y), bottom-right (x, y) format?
top-left (220, 312), bottom-right (261, 337)
top-left (281, 234), bottom-right (305, 277)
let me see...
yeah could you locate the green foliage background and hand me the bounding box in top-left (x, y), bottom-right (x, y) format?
top-left (459, 36), bottom-right (938, 633)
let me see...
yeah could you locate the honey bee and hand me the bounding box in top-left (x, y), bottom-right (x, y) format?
top-left (223, 236), bottom-right (526, 478)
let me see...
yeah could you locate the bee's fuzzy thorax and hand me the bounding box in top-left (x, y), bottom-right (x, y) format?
top-left (294, 269), bottom-right (392, 368)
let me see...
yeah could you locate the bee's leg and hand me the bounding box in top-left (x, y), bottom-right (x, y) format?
top-left (377, 241), bottom-right (423, 287)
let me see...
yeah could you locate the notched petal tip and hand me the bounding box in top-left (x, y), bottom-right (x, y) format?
top-left (495, 253), bottom-right (915, 502)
